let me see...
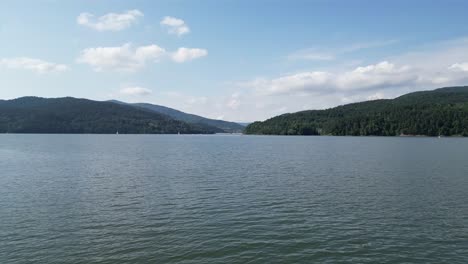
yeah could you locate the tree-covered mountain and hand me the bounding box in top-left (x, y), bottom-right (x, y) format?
top-left (245, 86), bottom-right (468, 136)
top-left (0, 97), bottom-right (222, 134)
top-left (111, 100), bottom-right (245, 133)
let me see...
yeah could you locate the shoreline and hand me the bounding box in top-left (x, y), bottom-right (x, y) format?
top-left (1, 133), bottom-right (466, 137)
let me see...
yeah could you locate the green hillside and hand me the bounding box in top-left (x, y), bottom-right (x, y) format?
top-left (129, 102), bottom-right (245, 133)
top-left (0, 97), bottom-right (221, 134)
top-left (245, 86), bottom-right (468, 136)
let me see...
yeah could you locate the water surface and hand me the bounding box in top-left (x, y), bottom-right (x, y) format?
top-left (1, 135), bottom-right (467, 263)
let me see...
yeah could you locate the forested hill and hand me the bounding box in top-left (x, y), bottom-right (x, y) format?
top-left (245, 86), bottom-right (468, 136)
top-left (110, 101), bottom-right (245, 133)
top-left (0, 97), bottom-right (222, 134)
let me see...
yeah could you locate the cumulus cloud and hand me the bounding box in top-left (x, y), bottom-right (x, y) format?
top-left (77, 43), bottom-right (165, 72)
top-left (77, 44), bottom-right (208, 70)
top-left (248, 61), bottom-right (420, 96)
top-left (160, 16), bottom-right (190, 36)
top-left (0, 57), bottom-right (68, 74)
top-left (171, 48), bottom-right (208, 63)
top-left (336, 61), bottom-right (415, 90)
top-left (119, 86), bottom-right (152, 96)
top-left (77, 10), bottom-right (143, 31)
top-left (449, 62), bottom-right (468, 72)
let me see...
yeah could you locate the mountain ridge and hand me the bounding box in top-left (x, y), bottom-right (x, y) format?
top-left (110, 100), bottom-right (245, 133)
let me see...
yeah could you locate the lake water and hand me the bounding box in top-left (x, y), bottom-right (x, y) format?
top-left (1, 135), bottom-right (468, 263)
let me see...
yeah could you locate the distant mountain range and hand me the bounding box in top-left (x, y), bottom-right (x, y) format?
top-left (110, 100), bottom-right (245, 133)
top-left (2, 86), bottom-right (467, 136)
top-left (245, 86), bottom-right (468, 137)
top-left (0, 97), bottom-right (243, 134)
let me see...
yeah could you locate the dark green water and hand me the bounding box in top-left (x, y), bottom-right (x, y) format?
top-left (1, 135), bottom-right (468, 263)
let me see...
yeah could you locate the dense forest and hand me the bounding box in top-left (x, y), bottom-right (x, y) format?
top-left (0, 97), bottom-right (223, 134)
top-left (245, 86), bottom-right (468, 136)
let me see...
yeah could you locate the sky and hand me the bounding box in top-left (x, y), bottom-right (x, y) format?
top-left (1, 0), bottom-right (468, 122)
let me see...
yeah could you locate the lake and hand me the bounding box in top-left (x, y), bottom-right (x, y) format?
top-left (1, 135), bottom-right (467, 263)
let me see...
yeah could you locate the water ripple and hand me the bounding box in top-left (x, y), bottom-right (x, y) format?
top-left (1, 135), bottom-right (468, 263)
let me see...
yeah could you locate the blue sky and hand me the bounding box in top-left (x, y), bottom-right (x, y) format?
top-left (1, 0), bottom-right (468, 121)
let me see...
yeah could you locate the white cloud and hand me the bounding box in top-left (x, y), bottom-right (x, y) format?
top-left (171, 47), bottom-right (208, 63)
top-left (77, 44), bottom-right (208, 70)
top-left (449, 62), bottom-right (468, 72)
top-left (77, 43), bottom-right (165, 72)
top-left (77, 10), bottom-right (143, 31)
top-left (0, 57), bottom-right (69, 73)
top-left (248, 61), bottom-right (419, 96)
top-left (227, 93), bottom-right (241, 109)
top-left (119, 86), bottom-right (152, 96)
top-left (336, 61), bottom-right (415, 90)
top-left (160, 16), bottom-right (190, 36)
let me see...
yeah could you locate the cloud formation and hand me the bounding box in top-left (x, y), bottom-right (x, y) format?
top-left (0, 57), bottom-right (68, 74)
top-left (77, 10), bottom-right (143, 31)
top-left (77, 44), bottom-right (208, 71)
top-left (119, 86), bottom-right (152, 96)
top-left (171, 48), bottom-right (208, 63)
top-left (336, 61), bottom-right (415, 91)
top-left (248, 61), bottom-right (423, 96)
top-left (160, 16), bottom-right (190, 36)
top-left (77, 43), bottom-right (165, 72)
top-left (449, 62), bottom-right (468, 72)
